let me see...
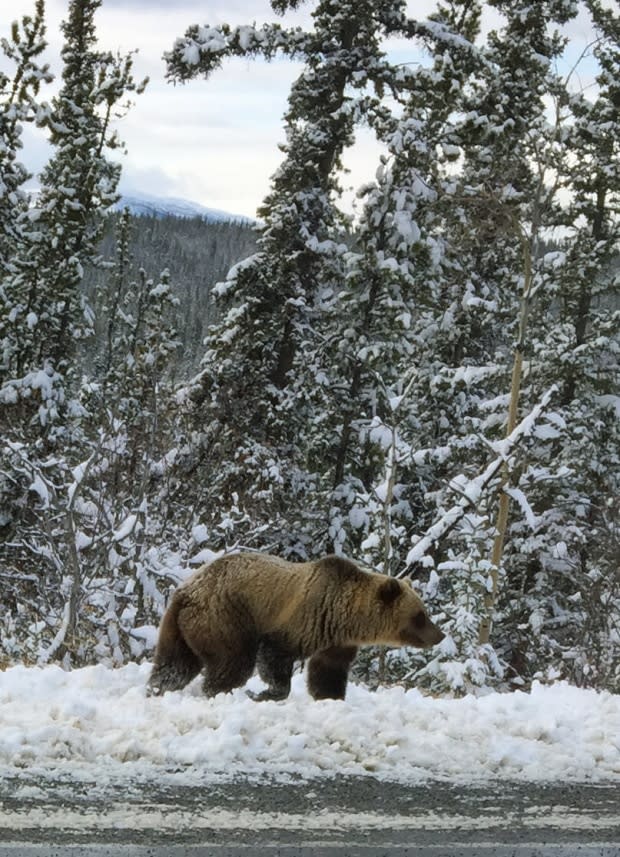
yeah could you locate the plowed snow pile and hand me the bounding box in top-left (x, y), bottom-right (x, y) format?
top-left (0, 663), bottom-right (618, 784)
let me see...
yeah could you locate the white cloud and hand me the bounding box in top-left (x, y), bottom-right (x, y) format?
top-left (5, 1), bottom-right (608, 219)
top-left (7, 0), bottom-right (310, 218)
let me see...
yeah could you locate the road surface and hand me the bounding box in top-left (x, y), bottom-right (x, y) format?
top-left (0, 775), bottom-right (618, 855)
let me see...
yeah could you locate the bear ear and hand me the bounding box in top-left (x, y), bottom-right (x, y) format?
top-left (378, 577), bottom-right (402, 606)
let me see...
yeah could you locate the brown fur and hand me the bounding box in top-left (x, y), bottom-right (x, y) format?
top-left (147, 552), bottom-right (444, 701)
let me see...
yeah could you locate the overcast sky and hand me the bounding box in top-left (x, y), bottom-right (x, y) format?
top-left (5, 0), bottom-right (605, 219)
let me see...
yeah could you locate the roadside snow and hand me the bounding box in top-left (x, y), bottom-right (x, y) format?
top-left (0, 663), bottom-right (618, 785)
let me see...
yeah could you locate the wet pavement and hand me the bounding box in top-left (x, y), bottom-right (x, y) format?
top-left (0, 774), bottom-right (618, 856)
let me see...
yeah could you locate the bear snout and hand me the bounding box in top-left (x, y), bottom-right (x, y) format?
top-left (424, 620), bottom-right (445, 646)
top-left (402, 612), bottom-right (445, 648)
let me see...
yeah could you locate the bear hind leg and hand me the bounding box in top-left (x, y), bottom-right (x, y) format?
top-left (202, 644), bottom-right (258, 698)
top-left (148, 652), bottom-right (202, 696)
top-left (147, 607), bottom-right (202, 696)
top-left (307, 646), bottom-right (357, 700)
top-left (248, 639), bottom-right (295, 701)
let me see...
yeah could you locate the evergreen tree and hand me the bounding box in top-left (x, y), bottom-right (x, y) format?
top-left (0, 1), bottom-right (149, 667)
top-left (322, 0), bottom-right (486, 569)
top-left (0, 1), bottom-right (51, 280)
top-left (499, 0), bottom-right (620, 690)
top-left (403, 0), bottom-right (587, 692)
top-left (166, 0), bottom-right (435, 554)
top-left (0, 0), bottom-right (145, 438)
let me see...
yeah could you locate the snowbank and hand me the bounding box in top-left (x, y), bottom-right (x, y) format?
top-left (0, 663), bottom-right (618, 784)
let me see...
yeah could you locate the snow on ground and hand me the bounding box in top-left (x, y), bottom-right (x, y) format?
top-left (0, 663), bottom-right (618, 786)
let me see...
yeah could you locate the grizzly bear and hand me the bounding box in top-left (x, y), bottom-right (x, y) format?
top-left (147, 552), bottom-right (444, 701)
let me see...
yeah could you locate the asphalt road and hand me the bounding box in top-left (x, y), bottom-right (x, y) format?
top-left (0, 775), bottom-right (618, 856)
top-left (0, 847), bottom-right (617, 857)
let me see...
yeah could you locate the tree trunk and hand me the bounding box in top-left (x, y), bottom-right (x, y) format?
top-left (478, 223), bottom-right (534, 646)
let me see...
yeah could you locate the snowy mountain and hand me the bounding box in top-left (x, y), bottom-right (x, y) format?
top-left (26, 188), bottom-right (252, 224)
top-left (114, 192), bottom-right (253, 224)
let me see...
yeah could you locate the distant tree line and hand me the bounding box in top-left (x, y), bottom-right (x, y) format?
top-left (84, 213), bottom-right (257, 373)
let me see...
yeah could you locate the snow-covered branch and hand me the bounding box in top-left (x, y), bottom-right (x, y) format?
top-left (399, 386), bottom-right (557, 576)
top-left (166, 23), bottom-right (309, 82)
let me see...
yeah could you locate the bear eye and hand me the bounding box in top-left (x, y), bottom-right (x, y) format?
top-left (413, 612), bottom-right (426, 629)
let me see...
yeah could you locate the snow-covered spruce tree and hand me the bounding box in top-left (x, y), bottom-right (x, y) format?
top-left (323, 0), bottom-right (485, 566)
top-left (0, 1), bottom-right (51, 283)
top-left (436, 0), bottom-right (597, 693)
top-left (351, 0), bottom-right (594, 694)
top-left (100, 258), bottom-right (180, 509)
top-left (0, 2), bottom-right (52, 664)
top-left (328, 1), bottom-right (548, 692)
top-left (74, 231), bottom-right (182, 665)
top-left (0, 1), bottom-right (147, 667)
top-left (164, 0), bottom-right (440, 555)
top-left (0, 0), bottom-right (145, 438)
top-left (407, 0), bottom-right (615, 694)
top-left (498, 0), bottom-right (620, 690)
top-left (428, 0), bottom-right (581, 689)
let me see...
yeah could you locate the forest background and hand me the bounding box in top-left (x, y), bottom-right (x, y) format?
top-left (0, 0), bottom-right (618, 695)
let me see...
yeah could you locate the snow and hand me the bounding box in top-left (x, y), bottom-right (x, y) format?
top-left (130, 626), bottom-right (159, 649)
top-left (0, 664), bottom-right (617, 785)
top-left (349, 506), bottom-right (368, 530)
top-left (392, 211), bottom-right (421, 243)
top-left (596, 394), bottom-right (620, 418)
top-left (180, 43), bottom-right (200, 65)
top-left (191, 524), bottom-right (209, 545)
top-left (189, 547), bottom-right (223, 567)
top-left (2, 801), bottom-right (618, 836)
top-left (28, 473), bottom-right (50, 508)
top-left (504, 485), bottom-right (540, 530)
top-left (112, 513), bottom-right (137, 542)
top-left (75, 530), bottom-right (93, 550)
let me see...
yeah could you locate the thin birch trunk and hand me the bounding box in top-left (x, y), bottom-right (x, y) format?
top-left (478, 223), bottom-right (534, 645)
top-left (376, 372), bottom-right (416, 681)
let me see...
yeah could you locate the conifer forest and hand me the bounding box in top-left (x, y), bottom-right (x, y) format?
top-left (1, 0), bottom-right (618, 695)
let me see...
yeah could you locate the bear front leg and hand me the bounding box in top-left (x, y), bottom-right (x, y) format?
top-left (248, 639), bottom-right (295, 701)
top-left (306, 646), bottom-right (358, 700)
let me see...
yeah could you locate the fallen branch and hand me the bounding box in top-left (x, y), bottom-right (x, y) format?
top-left (398, 386), bottom-right (557, 578)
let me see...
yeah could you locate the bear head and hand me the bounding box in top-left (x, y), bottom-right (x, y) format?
top-left (376, 576), bottom-right (445, 649)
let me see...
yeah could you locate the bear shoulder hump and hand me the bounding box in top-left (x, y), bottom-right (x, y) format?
top-left (314, 555), bottom-right (365, 582)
